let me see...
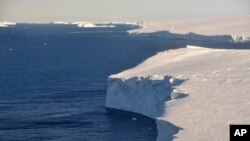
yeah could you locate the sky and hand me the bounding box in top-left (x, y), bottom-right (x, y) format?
top-left (0, 0), bottom-right (249, 22)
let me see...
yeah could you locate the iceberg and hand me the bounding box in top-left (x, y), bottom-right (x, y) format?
top-left (0, 22), bottom-right (16, 27)
top-left (71, 21), bottom-right (142, 28)
top-left (71, 22), bottom-right (116, 28)
top-left (52, 21), bottom-right (70, 24)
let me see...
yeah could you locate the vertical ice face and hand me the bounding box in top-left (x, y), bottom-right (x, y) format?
top-left (105, 45), bottom-right (250, 141)
top-left (105, 75), bottom-right (186, 141)
top-left (128, 16), bottom-right (250, 43)
top-left (106, 75), bottom-right (172, 118)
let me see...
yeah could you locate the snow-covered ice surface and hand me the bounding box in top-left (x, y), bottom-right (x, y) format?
top-left (128, 16), bottom-right (250, 42)
top-left (106, 45), bottom-right (250, 141)
top-left (106, 16), bottom-right (250, 141)
top-left (71, 22), bottom-right (115, 28)
top-left (52, 21), bottom-right (70, 24)
top-left (0, 21), bottom-right (140, 28)
top-left (71, 22), bottom-right (141, 28)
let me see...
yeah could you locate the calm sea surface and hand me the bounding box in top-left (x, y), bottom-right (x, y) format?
top-left (0, 24), bottom-right (187, 141)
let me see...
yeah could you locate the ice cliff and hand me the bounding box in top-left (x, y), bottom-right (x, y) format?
top-left (106, 75), bottom-right (186, 118)
top-left (71, 22), bottom-right (141, 28)
top-left (128, 16), bottom-right (250, 42)
top-left (106, 75), bottom-right (187, 141)
top-left (106, 45), bottom-right (250, 141)
top-left (104, 16), bottom-right (250, 141)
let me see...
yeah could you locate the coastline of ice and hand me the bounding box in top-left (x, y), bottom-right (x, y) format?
top-left (128, 16), bottom-right (250, 42)
top-left (106, 75), bottom-right (186, 119)
top-left (72, 22), bottom-right (143, 28)
top-left (106, 45), bottom-right (250, 141)
top-left (0, 21), bottom-right (142, 28)
top-left (106, 16), bottom-right (250, 141)
top-left (71, 22), bottom-right (115, 28)
top-left (106, 75), bottom-right (187, 141)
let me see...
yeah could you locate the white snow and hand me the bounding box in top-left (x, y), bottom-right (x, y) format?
top-left (52, 21), bottom-right (70, 24)
top-left (129, 16), bottom-right (250, 42)
top-left (106, 45), bottom-right (250, 141)
top-left (109, 21), bottom-right (143, 26)
top-left (72, 22), bottom-right (116, 28)
top-left (72, 21), bottom-right (142, 28)
top-left (0, 21), bottom-right (141, 28)
top-left (106, 17), bottom-right (250, 141)
top-left (0, 22), bottom-right (16, 27)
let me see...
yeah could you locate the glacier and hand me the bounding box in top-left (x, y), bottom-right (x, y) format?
top-left (128, 16), bottom-right (250, 42)
top-left (106, 16), bottom-right (250, 141)
top-left (106, 46), bottom-right (250, 141)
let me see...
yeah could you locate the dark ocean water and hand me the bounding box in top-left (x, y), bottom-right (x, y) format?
top-left (0, 24), bottom-right (187, 141)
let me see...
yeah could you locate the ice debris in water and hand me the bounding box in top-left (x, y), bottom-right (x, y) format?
top-left (132, 117), bottom-right (137, 121)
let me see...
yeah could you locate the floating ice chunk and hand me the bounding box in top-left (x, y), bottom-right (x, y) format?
top-left (0, 22), bottom-right (16, 27)
top-left (53, 21), bottom-right (69, 24)
top-left (131, 117), bottom-right (137, 121)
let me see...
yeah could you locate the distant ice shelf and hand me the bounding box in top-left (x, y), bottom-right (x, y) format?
top-left (0, 21), bottom-right (142, 28)
top-left (128, 16), bottom-right (250, 42)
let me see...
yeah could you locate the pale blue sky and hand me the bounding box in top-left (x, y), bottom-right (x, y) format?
top-left (0, 0), bottom-right (249, 22)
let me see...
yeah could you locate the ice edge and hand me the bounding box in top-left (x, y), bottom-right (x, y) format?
top-left (105, 75), bottom-right (187, 141)
top-left (128, 30), bottom-right (250, 43)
